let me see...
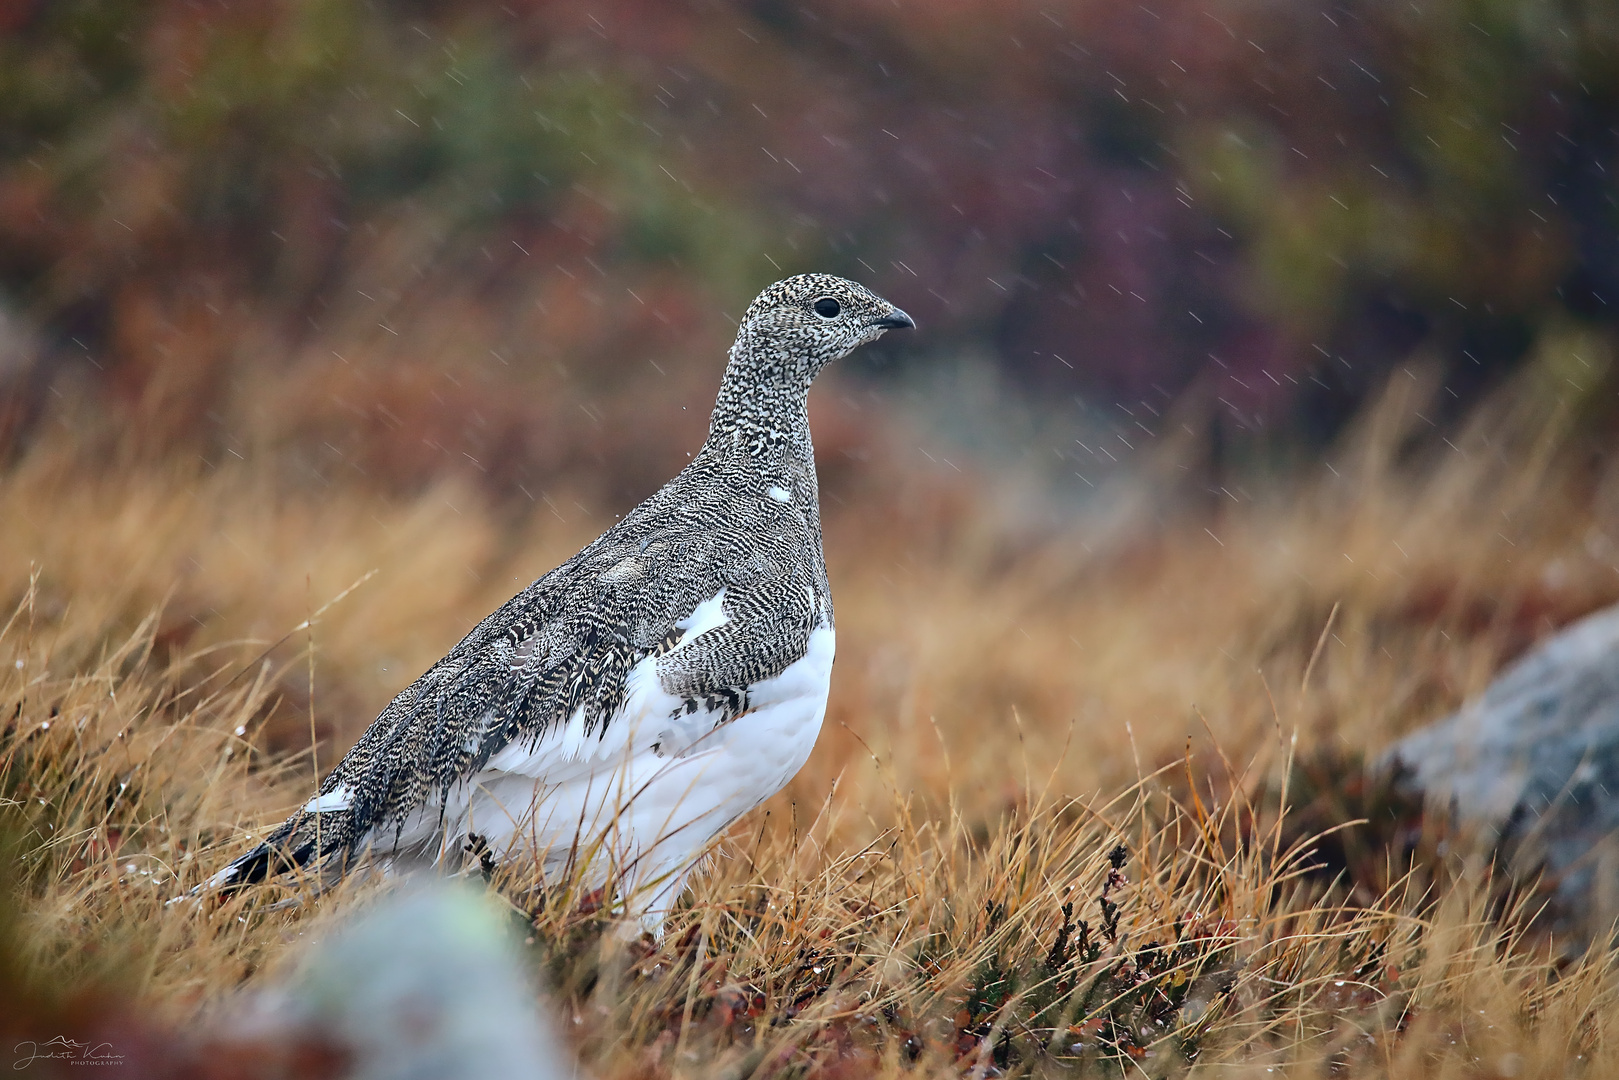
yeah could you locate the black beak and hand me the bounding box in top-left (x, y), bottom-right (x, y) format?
top-left (873, 307), bottom-right (915, 330)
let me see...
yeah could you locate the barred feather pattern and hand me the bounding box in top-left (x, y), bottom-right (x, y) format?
top-left (207, 274), bottom-right (912, 923)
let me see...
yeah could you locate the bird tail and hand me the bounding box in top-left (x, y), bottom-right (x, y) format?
top-left (197, 808), bottom-right (361, 895)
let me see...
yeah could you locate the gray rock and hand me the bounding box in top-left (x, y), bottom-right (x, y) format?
top-left (238, 882), bottom-right (583, 1080)
top-left (1387, 602), bottom-right (1619, 931)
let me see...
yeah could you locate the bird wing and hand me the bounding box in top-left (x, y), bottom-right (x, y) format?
top-left (209, 519), bottom-right (820, 889)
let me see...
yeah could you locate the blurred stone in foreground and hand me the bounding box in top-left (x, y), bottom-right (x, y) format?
top-left (238, 883), bottom-right (580, 1080)
top-left (1388, 603), bottom-right (1619, 935)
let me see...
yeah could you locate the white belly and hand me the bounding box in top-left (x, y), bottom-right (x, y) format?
top-left (373, 624), bottom-right (834, 931)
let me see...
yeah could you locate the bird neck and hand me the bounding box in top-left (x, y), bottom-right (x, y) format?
top-left (702, 331), bottom-right (817, 468)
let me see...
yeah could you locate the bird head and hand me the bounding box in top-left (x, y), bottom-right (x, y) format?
top-left (732, 273), bottom-right (914, 383)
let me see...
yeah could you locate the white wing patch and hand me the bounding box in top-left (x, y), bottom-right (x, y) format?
top-left (301, 785), bottom-right (352, 814)
top-left (766, 485), bottom-right (792, 503)
top-left (674, 588), bottom-right (729, 643)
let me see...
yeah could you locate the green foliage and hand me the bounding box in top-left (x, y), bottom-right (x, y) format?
top-left (3, 0), bottom-right (1619, 442)
top-left (0, 2), bottom-right (770, 317)
top-left (1183, 0), bottom-right (1618, 343)
top-left (0, 3), bottom-right (143, 156)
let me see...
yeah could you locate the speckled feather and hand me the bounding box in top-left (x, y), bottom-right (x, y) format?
top-left (211, 274), bottom-right (912, 906)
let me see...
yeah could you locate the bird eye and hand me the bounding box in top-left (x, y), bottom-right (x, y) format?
top-left (812, 297), bottom-right (841, 318)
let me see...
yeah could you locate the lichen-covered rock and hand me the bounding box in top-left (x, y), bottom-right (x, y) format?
top-left (237, 883), bottom-right (579, 1080)
top-left (1387, 602), bottom-right (1619, 933)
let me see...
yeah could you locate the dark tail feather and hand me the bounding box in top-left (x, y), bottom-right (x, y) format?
top-left (196, 810), bottom-right (358, 895)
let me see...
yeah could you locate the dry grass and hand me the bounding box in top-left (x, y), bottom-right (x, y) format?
top-left (5, 368), bottom-right (1619, 1077)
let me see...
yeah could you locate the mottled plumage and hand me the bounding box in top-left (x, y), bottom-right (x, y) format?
top-left (206, 274), bottom-right (912, 931)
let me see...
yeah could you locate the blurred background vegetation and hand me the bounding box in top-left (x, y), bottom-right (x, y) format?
top-left (1, 0), bottom-right (1615, 511)
top-left (7, 6), bottom-right (1619, 1071)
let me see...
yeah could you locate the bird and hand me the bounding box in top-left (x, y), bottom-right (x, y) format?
top-left (201, 273), bottom-right (913, 934)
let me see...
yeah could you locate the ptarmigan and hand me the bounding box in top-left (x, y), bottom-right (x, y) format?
top-left (204, 274), bottom-right (913, 933)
